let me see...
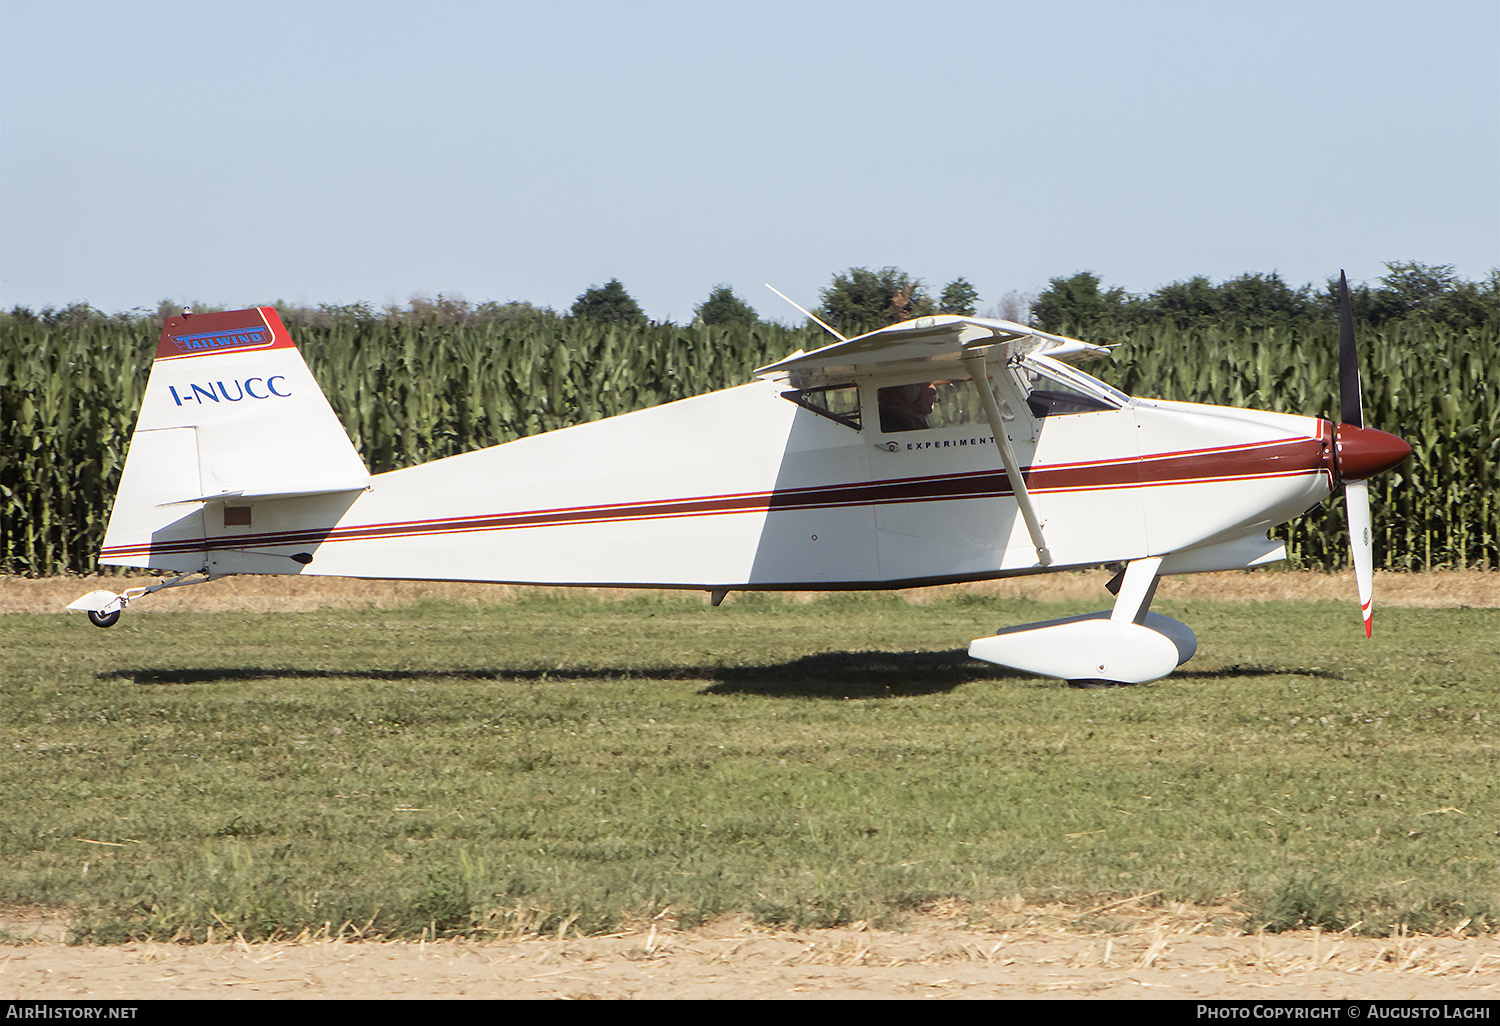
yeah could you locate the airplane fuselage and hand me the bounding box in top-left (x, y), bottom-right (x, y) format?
top-left (106, 369), bottom-right (1335, 591)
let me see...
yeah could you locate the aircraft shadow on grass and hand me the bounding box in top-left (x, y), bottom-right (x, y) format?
top-left (94, 650), bottom-right (990, 699)
top-left (94, 654), bottom-right (1342, 699)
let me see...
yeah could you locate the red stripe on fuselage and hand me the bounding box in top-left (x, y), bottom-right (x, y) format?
top-left (100, 436), bottom-right (1328, 559)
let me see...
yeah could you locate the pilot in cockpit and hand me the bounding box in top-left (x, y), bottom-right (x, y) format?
top-left (878, 382), bottom-right (938, 432)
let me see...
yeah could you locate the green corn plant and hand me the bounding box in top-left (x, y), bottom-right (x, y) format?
top-left (2, 302), bottom-right (1492, 576)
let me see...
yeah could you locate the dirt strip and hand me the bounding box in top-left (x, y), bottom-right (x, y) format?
top-left (3, 910), bottom-right (1497, 1000)
top-left (5, 569), bottom-right (1498, 615)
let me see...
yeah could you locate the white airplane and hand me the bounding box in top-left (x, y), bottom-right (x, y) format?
top-left (70, 277), bottom-right (1410, 685)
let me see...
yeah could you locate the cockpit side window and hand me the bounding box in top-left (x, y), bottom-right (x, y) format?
top-left (877, 382), bottom-right (937, 432)
top-left (877, 376), bottom-right (1019, 433)
top-left (782, 383), bottom-right (861, 430)
top-left (877, 379), bottom-right (998, 433)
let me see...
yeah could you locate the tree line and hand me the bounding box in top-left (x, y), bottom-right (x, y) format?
top-left (571, 262), bottom-right (1500, 338)
top-left (8, 261), bottom-right (1492, 340)
top-left (1033, 263), bottom-right (1499, 335)
top-left (569, 268), bottom-right (984, 337)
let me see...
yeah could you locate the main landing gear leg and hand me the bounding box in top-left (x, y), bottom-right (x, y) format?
top-left (1066, 557), bottom-right (1166, 687)
top-left (967, 556), bottom-right (1198, 685)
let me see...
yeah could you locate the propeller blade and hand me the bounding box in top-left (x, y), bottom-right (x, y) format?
top-left (1346, 478), bottom-right (1374, 637)
top-left (1337, 271), bottom-right (1364, 429)
top-left (1336, 271), bottom-right (1378, 637)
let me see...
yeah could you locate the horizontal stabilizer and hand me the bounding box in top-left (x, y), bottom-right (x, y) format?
top-left (159, 483), bottom-right (371, 506)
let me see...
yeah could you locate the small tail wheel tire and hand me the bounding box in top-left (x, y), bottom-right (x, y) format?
top-left (87, 608), bottom-right (121, 629)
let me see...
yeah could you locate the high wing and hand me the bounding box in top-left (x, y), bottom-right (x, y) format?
top-left (756, 315), bottom-right (1108, 387)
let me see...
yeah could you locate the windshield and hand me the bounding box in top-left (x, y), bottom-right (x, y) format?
top-left (1018, 355), bottom-right (1129, 417)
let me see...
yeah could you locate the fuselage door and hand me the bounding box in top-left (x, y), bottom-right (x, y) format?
top-left (867, 358), bottom-right (1147, 580)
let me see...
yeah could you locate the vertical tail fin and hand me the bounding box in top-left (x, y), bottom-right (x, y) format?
top-left (99, 307), bottom-right (370, 570)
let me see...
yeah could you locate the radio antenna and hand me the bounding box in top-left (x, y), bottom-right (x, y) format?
top-left (765, 284), bottom-right (848, 342)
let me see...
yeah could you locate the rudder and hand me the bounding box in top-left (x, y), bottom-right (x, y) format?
top-left (99, 307), bottom-right (370, 571)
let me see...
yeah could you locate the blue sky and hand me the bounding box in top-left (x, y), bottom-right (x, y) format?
top-left (2, 0), bottom-right (1496, 322)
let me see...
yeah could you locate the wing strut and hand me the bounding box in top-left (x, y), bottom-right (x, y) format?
top-left (961, 351), bottom-right (1051, 566)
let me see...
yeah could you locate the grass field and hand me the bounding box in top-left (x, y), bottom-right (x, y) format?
top-left (2, 590), bottom-right (1495, 944)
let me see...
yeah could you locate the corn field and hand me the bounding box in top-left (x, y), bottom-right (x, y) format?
top-left (1092, 321), bottom-right (1499, 573)
top-left (2, 307), bottom-right (1495, 576)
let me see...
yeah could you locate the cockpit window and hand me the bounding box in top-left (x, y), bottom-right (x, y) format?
top-left (1018, 357), bottom-right (1128, 418)
top-left (878, 382), bottom-right (937, 432)
top-left (1026, 382), bottom-right (1116, 417)
top-left (847, 356), bottom-right (1127, 436)
top-left (782, 383), bottom-right (861, 429)
top-left (878, 380), bottom-right (998, 433)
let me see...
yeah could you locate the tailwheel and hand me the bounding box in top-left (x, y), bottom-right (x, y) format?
top-left (69, 570), bottom-right (213, 628)
top-left (87, 608), bottom-right (121, 629)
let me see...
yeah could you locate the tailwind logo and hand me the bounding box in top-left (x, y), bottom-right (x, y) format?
top-left (168, 325), bottom-right (272, 355)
